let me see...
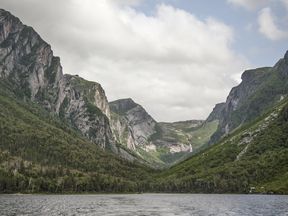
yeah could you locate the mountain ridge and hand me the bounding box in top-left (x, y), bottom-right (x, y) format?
top-left (0, 8), bottom-right (287, 194)
top-left (110, 98), bottom-right (217, 166)
top-left (208, 55), bottom-right (288, 144)
top-left (0, 8), bottom-right (133, 157)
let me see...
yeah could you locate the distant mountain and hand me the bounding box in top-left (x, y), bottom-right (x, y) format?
top-left (110, 98), bottom-right (218, 166)
top-left (110, 98), bottom-right (157, 150)
top-left (208, 52), bottom-right (288, 143)
top-left (152, 52), bottom-right (288, 194)
top-left (154, 97), bottom-right (288, 194)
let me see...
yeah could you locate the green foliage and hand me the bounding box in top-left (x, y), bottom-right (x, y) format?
top-left (188, 120), bottom-right (218, 149)
top-left (152, 101), bottom-right (288, 194)
top-left (1, 73), bottom-right (288, 194)
top-left (159, 151), bottom-right (187, 165)
top-left (85, 98), bottom-right (105, 119)
top-left (212, 66), bottom-right (288, 144)
top-left (44, 57), bottom-right (60, 85)
top-left (0, 89), bottom-right (153, 193)
top-left (148, 123), bottom-right (163, 141)
top-left (1, 89), bottom-right (288, 194)
top-left (59, 97), bottom-right (69, 119)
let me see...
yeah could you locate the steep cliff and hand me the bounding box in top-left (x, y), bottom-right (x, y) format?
top-left (110, 98), bottom-right (218, 165)
top-left (0, 9), bottom-right (116, 151)
top-left (206, 103), bottom-right (225, 122)
top-left (0, 9), bottom-right (62, 104)
top-left (0, 84), bottom-right (152, 193)
top-left (56, 74), bottom-right (113, 149)
top-left (156, 97), bottom-right (288, 194)
top-left (209, 52), bottom-right (288, 143)
top-left (110, 98), bottom-right (157, 148)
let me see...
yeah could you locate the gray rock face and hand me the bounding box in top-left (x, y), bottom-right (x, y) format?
top-left (209, 67), bottom-right (270, 137)
top-left (109, 99), bottom-right (212, 166)
top-left (110, 98), bottom-right (157, 147)
top-left (0, 9), bottom-right (115, 150)
top-left (56, 74), bottom-right (113, 149)
top-left (0, 9), bottom-right (62, 106)
top-left (208, 51), bottom-right (288, 144)
top-left (110, 98), bottom-right (138, 114)
top-left (206, 103), bottom-right (225, 123)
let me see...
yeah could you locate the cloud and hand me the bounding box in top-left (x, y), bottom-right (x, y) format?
top-left (0, 0), bottom-right (248, 121)
top-left (258, 7), bottom-right (288, 40)
top-left (227, 0), bottom-right (271, 10)
top-left (110, 0), bottom-right (142, 6)
top-left (227, 0), bottom-right (288, 41)
top-left (281, 0), bottom-right (288, 10)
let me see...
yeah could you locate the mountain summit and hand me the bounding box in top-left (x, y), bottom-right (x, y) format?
top-left (0, 8), bottom-right (137, 158)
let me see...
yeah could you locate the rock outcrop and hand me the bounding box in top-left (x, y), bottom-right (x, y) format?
top-left (109, 98), bottom-right (216, 165)
top-left (56, 74), bottom-right (113, 149)
top-left (208, 51), bottom-right (288, 144)
top-left (110, 98), bottom-right (157, 149)
top-left (0, 9), bottom-right (116, 150)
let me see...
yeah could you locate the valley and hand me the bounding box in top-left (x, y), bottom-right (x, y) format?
top-left (0, 8), bottom-right (287, 194)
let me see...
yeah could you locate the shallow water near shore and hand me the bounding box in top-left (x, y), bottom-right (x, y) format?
top-left (0, 193), bottom-right (287, 216)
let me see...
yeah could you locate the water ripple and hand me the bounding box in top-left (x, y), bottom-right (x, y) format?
top-left (0, 194), bottom-right (287, 216)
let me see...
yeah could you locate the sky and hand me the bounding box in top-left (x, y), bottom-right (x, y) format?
top-left (1, 0), bottom-right (288, 122)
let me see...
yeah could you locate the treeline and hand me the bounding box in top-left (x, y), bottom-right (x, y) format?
top-left (0, 89), bottom-right (152, 193)
top-left (150, 102), bottom-right (288, 194)
top-left (0, 152), bottom-right (145, 193)
top-left (0, 84), bottom-right (288, 194)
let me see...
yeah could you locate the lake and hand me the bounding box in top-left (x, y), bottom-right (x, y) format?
top-left (0, 194), bottom-right (287, 216)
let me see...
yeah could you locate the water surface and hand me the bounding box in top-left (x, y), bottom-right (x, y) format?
top-left (0, 194), bottom-right (287, 216)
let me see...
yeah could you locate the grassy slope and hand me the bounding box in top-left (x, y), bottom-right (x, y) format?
top-left (150, 120), bottom-right (219, 166)
top-left (187, 120), bottom-right (219, 149)
top-left (0, 88), bottom-right (153, 193)
top-left (1, 81), bottom-right (287, 194)
top-left (157, 120), bottom-right (218, 149)
top-left (153, 100), bottom-right (288, 194)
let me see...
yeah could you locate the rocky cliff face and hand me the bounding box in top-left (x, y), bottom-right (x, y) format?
top-left (56, 74), bottom-right (114, 149)
top-left (0, 9), bottom-right (116, 150)
top-left (110, 98), bottom-right (157, 149)
top-left (109, 98), bottom-right (217, 165)
top-left (0, 9), bottom-right (62, 105)
top-left (206, 103), bottom-right (225, 122)
top-left (208, 51), bottom-right (288, 143)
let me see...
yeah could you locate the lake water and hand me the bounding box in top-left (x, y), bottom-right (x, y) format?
top-left (0, 194), bottom-right (287, 216)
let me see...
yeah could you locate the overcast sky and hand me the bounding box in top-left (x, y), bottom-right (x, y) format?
top-left (1, 0), bottom-right (288, 121)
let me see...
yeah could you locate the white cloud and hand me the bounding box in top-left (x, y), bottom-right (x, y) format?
top-left (281, 0), bottom-right (288, 10)
top-left (110, 0), bottom-right (142, 6)
top-left (1, 0), bottom-right (248, 121)
top-left (227, 0), bottom-right (271, 10)
top-left (258, 7), bottom-right (288, 40)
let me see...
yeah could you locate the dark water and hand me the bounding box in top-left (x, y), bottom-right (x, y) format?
top-left (0, 194), bottom-right (287, 216)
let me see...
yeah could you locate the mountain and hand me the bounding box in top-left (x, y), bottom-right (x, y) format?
top-left (0, 83), bottom-right (153, 193)
top-left (150, 52), bottom-right (288, 194)
top-left (209, 53), bottom-right (288, 143)
top-left (0, 9), bottom-right (154, 192)
top-left (1, 8), bottom-right (288, 194)
top-left (110, 98), bottom-right (157, 150)
top-left (153, 97), bottom-right (288, 194)
top-left (110, 98), bottom-right (218, 166)
top-left (0, 9), bottom-right (140, 159)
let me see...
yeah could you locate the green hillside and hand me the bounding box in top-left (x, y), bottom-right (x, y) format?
top-left (152, 99), bottom-right (288, 194)
top-left (210, 55), bottom-right (288, 144)
top-left (148, 120), bottom-right (219, 165)
top-left (0, 86), bottom-right (153, 193)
